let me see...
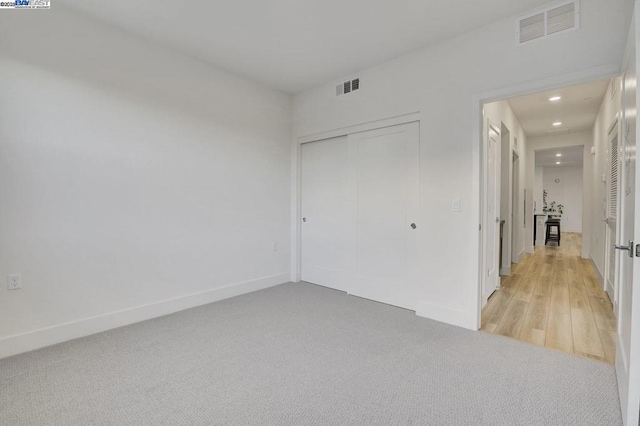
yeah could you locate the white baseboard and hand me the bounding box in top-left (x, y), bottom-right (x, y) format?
top-left (500, 266), bottom-right (511, 276)
top-left (588, 256), bottom-right (611, 300)
top-left (415, 301), bottom-right (476, 331)
top-left (0, 273), bottom-right (289, 360)
top-left (605, 280), bottom-right (615, 300)
top-left (516, 249), bottom-right (526, 262)
top-left (589, 256), bottom-right (604, 287)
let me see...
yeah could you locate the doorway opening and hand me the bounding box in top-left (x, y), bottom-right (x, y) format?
top-left (480, 78), bottom-right (619, 364)
top-left (512, 150), bottom-right (521, 266)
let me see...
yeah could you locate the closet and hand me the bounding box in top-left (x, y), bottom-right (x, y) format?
top-left (300, 121), bottom-right (419, 310)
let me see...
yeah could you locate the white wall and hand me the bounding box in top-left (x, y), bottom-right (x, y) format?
top-left (293, 0), bottom-right (633, 330)
top-left (483, 100), bottom-right (527, 271)
top-left (534, 166), bottom-right (544, 214)
top-left (543, 165), bottom-right (584, 233)
top-left (591, 78), bottom-right (622, 279)
top-left (0, 7), bottom-right (292, 356)
top-left (525, 131), bottom-right (593, 256)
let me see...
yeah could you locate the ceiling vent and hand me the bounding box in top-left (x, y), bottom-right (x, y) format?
top-left (546, 128), bottom-right (571, 136)
top-left (336, 78), bottom-right (360, 96)
top-left (517, 1), bottom-right (579, 44)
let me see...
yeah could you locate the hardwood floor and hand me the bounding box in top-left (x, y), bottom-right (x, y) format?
top-left (481, 233), bottom-right (617, 364)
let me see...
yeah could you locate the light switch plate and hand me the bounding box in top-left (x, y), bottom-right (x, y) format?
top-left (452, 199), bottom-right (461, 212)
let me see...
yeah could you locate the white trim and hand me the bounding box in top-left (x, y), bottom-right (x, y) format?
top-left (589, 256), bottom-right (604, 286)
top-left (500, 266), bottom-right (511, 276)
top-left (606, 279), bottom-right (615, 304)
top-left (473, 63), bottom-right (621, 330)
top-left (415, 300), bottom-right (477, 331)
top-left (290, 135), bottom-right (302, 283)
top-left (474, 64), bottom-right (620, 106)
top-left (481, 120), bottom-right (502, 309)
top-left (616, 336), bottom-right (630, 379)
top-left (608, 114), bottom-right (620, 135)
top-left (0, 273), bottom-right (290, 360)
top-left (588, 255), bottom-right (604, 286)
top-left (296, 112), bottom-right (420, 144)
top-left (516, 248), bottom-right (526, 263)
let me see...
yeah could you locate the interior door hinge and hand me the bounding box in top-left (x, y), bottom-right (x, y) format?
top-left (479, 224), bottom-right (482, 231)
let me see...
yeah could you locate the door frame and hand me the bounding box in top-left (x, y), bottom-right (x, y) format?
top-left (482, 120), bottom-right (502, 307)
top-left (499, 123), bottom-right (511, 275)
top-left (473, 64), bottom-right (621, 329)
top-left (291, 112), bottom-right (421, 284)
top-left (512, 150), bottom-right (521, 263)
top-left (617, 15), bottom-right (640, 423)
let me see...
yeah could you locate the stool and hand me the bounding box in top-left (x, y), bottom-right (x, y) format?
top-left (545, 219), bottom-right (561, 246)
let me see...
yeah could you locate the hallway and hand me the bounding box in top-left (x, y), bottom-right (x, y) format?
top-left (481, 233), bottom-right (617, 363)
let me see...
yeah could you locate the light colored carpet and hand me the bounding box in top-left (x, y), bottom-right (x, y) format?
top-left (0, 282), bottom-right (622, 425)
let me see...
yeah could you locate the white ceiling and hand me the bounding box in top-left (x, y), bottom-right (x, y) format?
top-left (535, 146), bottom-right (584, 167)
top-left (507, 79), bottom-right (611, 138)
top-left (59, 0), bottom-right (553, 93)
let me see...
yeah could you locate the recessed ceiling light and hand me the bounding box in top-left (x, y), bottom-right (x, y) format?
top-left (549, 96), bottom-right (562, 102)
top-left (556, 153), bottom-right (562, 157)
top-left (553, 121), bottom-right (563, 126)
top-left (556, 162), bottom-right (561, 165)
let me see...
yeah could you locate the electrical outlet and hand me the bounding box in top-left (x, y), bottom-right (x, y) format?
top-left (272, 242), bottom-right (278, 252)
top-left (7, 274), bottom-right (22, 291)
top-left (451, 199), bottom-right (461, 212)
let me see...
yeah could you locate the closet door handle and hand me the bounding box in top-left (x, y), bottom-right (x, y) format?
top-left (616, 241), bottom-right (634, 258)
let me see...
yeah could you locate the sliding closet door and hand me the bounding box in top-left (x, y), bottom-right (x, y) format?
top-left (300, 136), bottom-right (354, 291)
top-left (349, 122), bottom-right (420, 310)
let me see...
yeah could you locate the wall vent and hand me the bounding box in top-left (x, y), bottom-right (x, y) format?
top-left (519, 13), bottom-right (545, 43)
top-left (547, 3), bottom-right (576, 35)
top-left (336, 78), bottom-right (360, 96)
top-left (517, 1), bottom-right (579, 44)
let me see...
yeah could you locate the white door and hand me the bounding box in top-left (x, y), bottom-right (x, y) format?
top-left (512, 153), bottom-right (520, 262)
top-left (605, 121), bottom-right (620, 305)
top-left (348, 122), bottom-right (419, 310)
top-left (617, 14), bottom-right (640, 423)
top-left (300, 136), bottom-right (353, 291)
top-left (483, 122), bottom-right (501, 306)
